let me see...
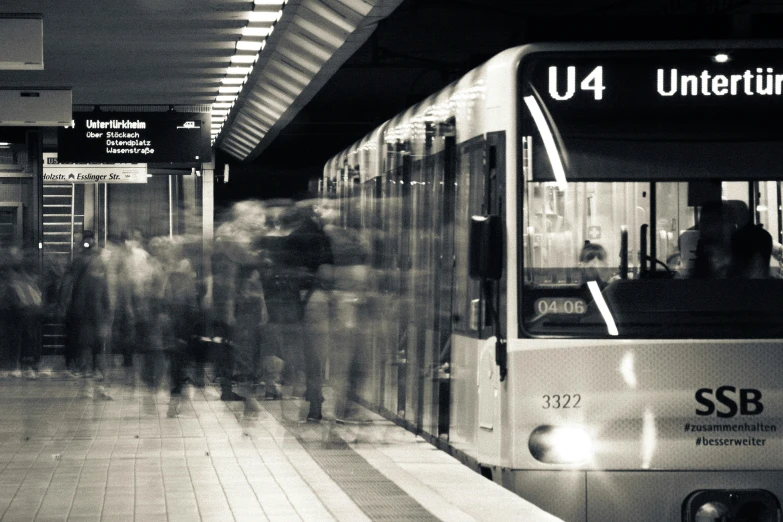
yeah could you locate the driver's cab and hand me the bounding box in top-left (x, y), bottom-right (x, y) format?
top-left (522, 179), bottom-right (783, 338)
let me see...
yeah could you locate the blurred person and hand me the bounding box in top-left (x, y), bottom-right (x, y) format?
top-left (0, 252), bottom-right (15, 378)
top-left (261, 203), bottom-right (334, 421)
top-left (65, 235), bottom-right (112, 398)
top-left (322, 220), bottom-right (370, 422)
top-left (692, 200), bottom-right (748, 279)
top-left (0, 247), bottom-right (42, 378)
top-left (206, 200), bottom-right (275, 403)
top-left (161, 259), bottom-right (201, 416)
top-left (578, 240), bottom-right (609, 287)
top-left (208, 248), bottom-right (245, 402)
top-left (107, 236), bottom-right (134, 379)
top-left (61, 233), bottom-right (107, 375)
top-left (59, 240), bottom-right (92, 374)
top-left (12, 249), bottom-right (43, 379)
top-left (234, 267), bottom-right (270, 397)
top-left (258, 254), bottom-right (308, 392)
top-left (113, 230), bottom-right (165, 387)
top-left (731, 223), bottom-right (773, 279)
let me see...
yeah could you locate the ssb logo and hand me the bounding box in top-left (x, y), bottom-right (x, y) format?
top-left (695, 386), bottom-right (763, 418)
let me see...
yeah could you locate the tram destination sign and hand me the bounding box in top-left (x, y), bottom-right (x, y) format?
top-left (57, 111), bottom-right (211, 163)
top-left (522, 48), bottom-right (783, 139)
top-left (521, 47), bottom-right (783, 181)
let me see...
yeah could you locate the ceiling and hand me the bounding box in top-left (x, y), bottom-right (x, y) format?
top-left (217, 0), bottom-right (783, 200)
top-left (0, 0), bottom-right (253, 105)
top-left (0, 0), bottom-right (407, 155)
top-left (3, 0), bottom-right (783, 200)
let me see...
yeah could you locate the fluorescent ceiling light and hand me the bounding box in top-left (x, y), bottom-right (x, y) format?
top-left (227, 66), bottom-right (251, 75)
top-left (713, 53), bottom-right (730, 63)
top-left (221, 77), bottom-right (244, 85)
top-left (212, 102), bottom-right (233, 108)
top-left (231, 54), bottom-right (258, 64)
top-left (242, 26), bottom-right (272, 37)
top-left (218, 86), bottom-right (241, 93)
top-left (248, 11), bottom-right (281, 22)
top-left (211, 110), bottom-right (229, 116)
top-left (255, 0), bottom-right (284, 5)
top-left (237, 40), bottom-right (263, 51)
top-left (216, 95), bottom-right (237, 102)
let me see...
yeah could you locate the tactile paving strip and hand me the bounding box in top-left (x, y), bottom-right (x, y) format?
top-left (265, 406), bottom-right (440, 521)
top-left (303, 442), bottom-right (440, 521)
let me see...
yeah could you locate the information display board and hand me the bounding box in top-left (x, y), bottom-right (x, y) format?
top-left (57, 111), bottom-right (211, 164)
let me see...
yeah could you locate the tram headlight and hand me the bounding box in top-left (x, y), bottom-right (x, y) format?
top-left (528, 425), bottom-right (594, 465)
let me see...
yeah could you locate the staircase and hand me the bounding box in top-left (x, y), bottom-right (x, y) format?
top-left (43, 184), bottom-right (76, 259)
top-left (42, 184), bottom-right (81, 356)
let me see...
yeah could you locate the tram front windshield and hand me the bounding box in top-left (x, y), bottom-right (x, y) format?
top-left (520, 48), bottom-right (783, 338)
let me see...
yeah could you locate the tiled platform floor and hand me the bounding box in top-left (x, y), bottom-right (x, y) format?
top-left (0, 373), bottom-right (561, 522)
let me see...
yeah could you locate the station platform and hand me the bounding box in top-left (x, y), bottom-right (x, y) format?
top-left (0, 368), bottom-right (561, 522)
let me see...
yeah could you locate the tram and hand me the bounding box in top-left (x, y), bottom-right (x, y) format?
top-left (321, 41), bottom-right (783, 522)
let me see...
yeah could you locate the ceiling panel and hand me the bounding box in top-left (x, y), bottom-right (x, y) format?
top-left (0, 0), bottom-right (251, 104)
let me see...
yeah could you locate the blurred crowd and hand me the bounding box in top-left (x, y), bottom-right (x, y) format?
top-left (0, 197), bottom-right (370, 423)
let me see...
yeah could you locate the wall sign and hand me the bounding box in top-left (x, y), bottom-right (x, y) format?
top-left (57, 111), bottom-right (211, 163)
top-left (43, 153), bottom-right (147, 184)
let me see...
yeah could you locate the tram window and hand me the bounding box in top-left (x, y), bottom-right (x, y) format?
top-left (454, 140), bottom-right (485, 334)
top-left (522, 180), bottom-right (783, 339)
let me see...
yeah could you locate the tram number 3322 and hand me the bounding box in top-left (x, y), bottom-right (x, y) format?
top-left (543, 394), bottom-right (582, 409)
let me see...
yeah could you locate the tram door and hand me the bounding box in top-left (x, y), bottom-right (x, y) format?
top-left (410, 153), bottom-right (428, 431)
top-left (433, 123), bottom-right (457, 438)
top-left (379, 143), bottom-right (404, 415)
top-left (398, 148), bottom-right (416, 422)
top-left (387, 142), bottom-right (412, 419)
top-left (407, 122), bottom-right (459, 438)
